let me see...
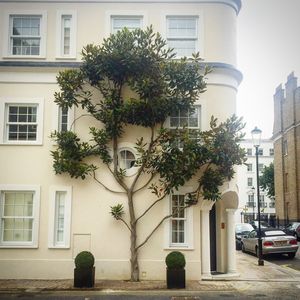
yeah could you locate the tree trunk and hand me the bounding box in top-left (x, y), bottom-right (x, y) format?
top-left (128, 190), bottom-right (140, 281)
top-left (130, 228), bottom-right (139, 281)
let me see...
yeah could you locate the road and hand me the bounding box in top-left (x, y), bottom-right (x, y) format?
top-left (265, 241), bottom-right (300, 271)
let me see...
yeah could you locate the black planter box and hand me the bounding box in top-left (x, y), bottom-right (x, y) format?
top-left (74, 266), bottom-right (95, 288)
top-left (166, 268), bottom-right (185, 289)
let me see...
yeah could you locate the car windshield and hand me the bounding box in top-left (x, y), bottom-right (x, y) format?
top-left (236, 223), bottom-right (253, 233)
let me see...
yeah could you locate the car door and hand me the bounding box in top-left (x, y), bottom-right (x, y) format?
top-left (247, 230), bottom-right (258, 253)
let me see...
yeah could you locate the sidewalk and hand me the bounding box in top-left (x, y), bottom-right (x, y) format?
top-left (0, 251), bottom-right (299, 293)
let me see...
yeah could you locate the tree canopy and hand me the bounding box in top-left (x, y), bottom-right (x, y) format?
top-left (259, 162), bottom-right (275, 199)
top-left (51, 26), bottom-right (246, 281)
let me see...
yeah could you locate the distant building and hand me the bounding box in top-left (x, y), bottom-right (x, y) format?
top-left (236, 139), bottom-right (275, 225)
top-left (273, 72), bottom-right (300, 225)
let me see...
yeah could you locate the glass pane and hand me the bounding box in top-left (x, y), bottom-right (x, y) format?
top-left (168, 40), bottom-right (196, 57)
top-left (168, 18), bottom-right (196, 38)
top-left (3, 229), bottom-right (13, 241)
top-left (170, 117), bottom-right (179, 127)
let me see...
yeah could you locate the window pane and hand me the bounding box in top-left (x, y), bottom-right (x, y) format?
top-left (119, 150), bottom-right (135, 170)
top-left (112, 17), bottom-right (142, 33)
top-left (168, 18), bottom-right (196, 38)
top-left (168, 40), bottom-right (196, 57)
top-left (55, 192), bottom-right (66, 244)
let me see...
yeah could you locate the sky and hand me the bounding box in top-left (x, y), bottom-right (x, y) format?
top-left (237, 0), bottom-right (300, 138)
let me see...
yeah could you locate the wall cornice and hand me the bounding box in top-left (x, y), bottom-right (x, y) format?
top-left (0, 60), bottom-right (243, 88)
top-left (0, 0), bottom-right (242, 14)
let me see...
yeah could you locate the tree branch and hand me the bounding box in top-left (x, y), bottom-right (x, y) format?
top-left (92, 171), bottom-right (126, 194)
top-left (135, 192), bottom-right (167, 223)
top-left (133, 173), bottom-right (156, 194)
top-left (118, 217), bottom-right (133, 233)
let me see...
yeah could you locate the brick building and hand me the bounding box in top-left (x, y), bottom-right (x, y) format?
top-left (273, 72), bottom-right (300, 225)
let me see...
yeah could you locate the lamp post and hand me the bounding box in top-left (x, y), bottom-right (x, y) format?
top-left (251, 126), bottom-right (264, 266)
top-left (249, 186), bottom-right (255, 221)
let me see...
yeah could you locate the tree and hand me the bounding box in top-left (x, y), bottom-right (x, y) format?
top-left (51, 27), bottom-right (246, 281)
top-left (260, 162), bottom-right (275, 199)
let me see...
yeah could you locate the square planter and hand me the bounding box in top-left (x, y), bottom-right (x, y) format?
top-left (74, 266), bottom-right (95, 288)
top-left (166, 268), bottom-right (185, 289)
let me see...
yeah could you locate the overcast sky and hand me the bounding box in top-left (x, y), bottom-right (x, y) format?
top-left (237, 0), bottom-right (300, 138)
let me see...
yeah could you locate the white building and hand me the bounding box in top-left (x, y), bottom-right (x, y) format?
top-left (0, 0), bottom-right (242, 280)
top-left (236, 139), bottom-right (276, 225)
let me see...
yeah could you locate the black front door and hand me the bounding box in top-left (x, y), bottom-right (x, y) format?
top-left (209, 204), bottom-right (217, 272)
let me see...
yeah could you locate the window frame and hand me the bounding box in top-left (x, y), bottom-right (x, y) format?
top-left (48, 186), bottom-right (72, 249)
top-left (0, 184), bottom-right (40, 248)
top-left (0, 97), bottom-right (44, 145)
top-left (111, 15), bottom-right (143, 34)
top-left (246, 148), bottom-right (252, 156)
top-left (3, 10), bottom-right (47, 58)
top-left (56, 10), bottom-right (77, 59)
top-left (164, 187), bottom-right (194, 250)
top-left (247, 177), bottom-right (253, 187)
top-left (165, 15), bottom-right (200, 58)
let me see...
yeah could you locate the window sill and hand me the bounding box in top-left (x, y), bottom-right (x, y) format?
top-left (0, 244), bottom-right (38, 248)
top-left (0, 141), bottom-right (43, 146)
top-left (2, 55), bottom-right (46, 60)
top-left (55, 56), bottom-right (77, 60)
top-left (48, 245), bottom-right (70, 249)
top-left (164, 245), bottom-right (194, 251)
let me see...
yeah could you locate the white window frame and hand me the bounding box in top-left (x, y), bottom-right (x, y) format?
top-left (164, 14), bottom-right (202, 58)
top-left (0, 97), bottom-right (44, 145)
top-left (56, 10), bottom-right (77, 59)
top-left (3, 10), bottom-right (47, 58)
top-left (117, 142), bottom-right (139, 177)
top-left (169, 105), bottom-right (201, 130)
top-left (164, 187), bottom-right (193, 250)
top-left (0, 184), bottom-right (40, 248)
top-left (105, 10), bottom-right (147, 36)
top-left (247, 177), bottom-right (253, 187)
top-left (111, 15), bottom-right (143, 34)
top-left (48, 186), bottom-right (72, 249)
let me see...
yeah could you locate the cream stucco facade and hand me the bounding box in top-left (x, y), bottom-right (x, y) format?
top-left (0, 0), bottom-right (242, 280)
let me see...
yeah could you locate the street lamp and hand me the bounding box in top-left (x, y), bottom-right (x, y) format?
top-left (251, 126), bottom-right (264, 266)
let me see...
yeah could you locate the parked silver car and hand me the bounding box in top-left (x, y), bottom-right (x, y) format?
top-left (241, 228), bottom-right (298, 259)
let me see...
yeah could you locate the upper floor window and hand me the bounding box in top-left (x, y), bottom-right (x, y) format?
top-left (111, 16), bottom-right (142, 33)
top-left (246, 163), bottom-right (252, 172)
top-left (10, 15), bottom-right (41, 55)
top-left (4, 11), bottom-right (47, 57)
top-left (169, 106), bottom-right (200, 129)
top-left (56, 11), bottom-right (76, 58)
top-left (269, 148), bottom-right (274, 156)
top-left (0, 185), bottom-right (40, 248)
top-left (247, 177), bottom-right (253, 187)
top-left (166, 16), bottom-right (198, 57)
top-left (246, 148), bottom-right (252, 156)
top-left (258, 163), bottom-right (264, 173)
top-left (116, 143), bottom-right (139, 177)
top-left (169, 106), bottom-right (201, 147)
top-left (0, 98), bottom-right (44, 145)
top-left (258, 148), bottom-right (263, 156)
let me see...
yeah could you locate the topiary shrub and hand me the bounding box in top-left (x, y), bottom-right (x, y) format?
top-left (165, 251), bottom-right (186, 270)
top-left (75, 251), bottom-right (95, 269)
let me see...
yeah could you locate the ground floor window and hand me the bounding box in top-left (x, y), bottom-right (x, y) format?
top-left (0, 185), bottom-right (40, 248)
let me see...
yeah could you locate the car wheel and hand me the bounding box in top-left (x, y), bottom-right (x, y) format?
top-left (288, 252), bottom-right (296, 259)
top-left (241, 243), bottom-right (246, 253)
